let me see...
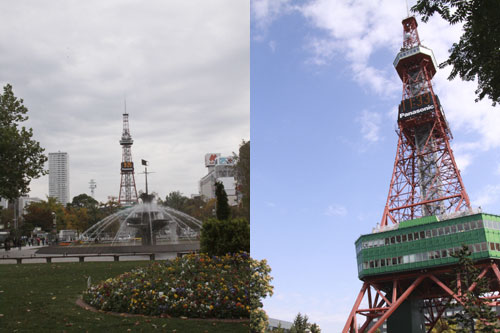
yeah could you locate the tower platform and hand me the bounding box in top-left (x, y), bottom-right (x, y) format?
top-left (356, 211), bottom-right (500, 279)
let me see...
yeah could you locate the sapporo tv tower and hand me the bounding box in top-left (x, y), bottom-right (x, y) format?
top-left (344, 16), bottom-right (500, 332)
top-left (118, 111), bottom-right (138, 206)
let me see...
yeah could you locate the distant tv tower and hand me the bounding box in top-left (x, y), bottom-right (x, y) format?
top-left (118, 107), bottom-right (138, 206)
top-left (89, 179), bottom-right (97, 198)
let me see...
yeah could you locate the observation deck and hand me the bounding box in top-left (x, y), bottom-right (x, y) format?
top-left (356, 211), bottom-right (500, 279)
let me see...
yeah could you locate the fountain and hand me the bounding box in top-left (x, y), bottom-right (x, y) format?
top-left (36, 191), bottom-right (202, 256)
top-left (78, 194), bottom-right (202, 247)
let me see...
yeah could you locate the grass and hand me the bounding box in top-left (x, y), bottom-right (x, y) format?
top-left (0, 261), bottom-right (249, 332)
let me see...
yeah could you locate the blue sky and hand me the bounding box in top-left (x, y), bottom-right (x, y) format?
top-left (250, 0), bottom-right (500, 331)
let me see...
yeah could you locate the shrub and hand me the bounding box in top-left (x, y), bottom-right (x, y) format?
top-left (200, 218), bottom-right (250, 256)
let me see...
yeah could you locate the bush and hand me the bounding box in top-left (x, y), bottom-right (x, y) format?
top-left (83, 252), bottom-right (271, 320)
top-left (200, 218), bottom-right (250, 256)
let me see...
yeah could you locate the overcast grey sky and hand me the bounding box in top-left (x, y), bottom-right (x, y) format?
top-left (0, 1), bottom-right (249, 203)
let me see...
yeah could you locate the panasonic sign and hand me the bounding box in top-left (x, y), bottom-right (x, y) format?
top-left (399, 104), bottom-right (434, 119)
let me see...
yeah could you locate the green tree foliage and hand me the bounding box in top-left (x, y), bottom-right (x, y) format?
top-left (200, 218), bottom-right (250, 256)
top-left (164, 191), bottom-right (188, 211)
top-left (431, 318), bottom-right (458, 333)
top-left (447, 245), bottom-right (500, 332)
top-left (234, 140), bottom-right (250, 220)
top-left (0, 84), bottom-right (47, 200)
top-left (215, 181), bottom-right (230, 221)
top-left (70, 193), bottom-right (100, 226)
top-left (289, 313), bottom-right (321, 333)
top-left (163, 192), bottom-right (216, 221)
top-left (0, 207), bottom-right (13, 229)
top-left (412, 0), bottom-right (500, 105)
top-left (71, 193), bottom-right (98, 209)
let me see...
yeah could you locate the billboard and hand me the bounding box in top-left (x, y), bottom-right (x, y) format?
top-left (121, 161), bottom-right (134, 172)
top-left (217, 156), bottom-right (235, 165)
top-left (205, 153), bottom-right (220, 167)
top-left (398, 92), bottom-right (438, 121)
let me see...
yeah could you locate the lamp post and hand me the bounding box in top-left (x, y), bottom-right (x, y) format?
top-left (52, 212), bottom-right (57, 244)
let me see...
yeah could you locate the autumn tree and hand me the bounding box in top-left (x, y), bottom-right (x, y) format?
top-left (0, 84), bottom-right (47, 200)
top-left (23, 197), bottom-right (66, 232)
top-left (412, 0), bottom-right (500, 105)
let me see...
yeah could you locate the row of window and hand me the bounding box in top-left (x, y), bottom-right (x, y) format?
top-left (357, 219), bottom-right (490, 253)
top-left (360, 242), bottom-right (491, 272)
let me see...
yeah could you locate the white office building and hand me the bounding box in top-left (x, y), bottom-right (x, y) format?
top-left (199, 153), bottom-right (238, 206)
top-left (49, 152), bottom-right (69, 205)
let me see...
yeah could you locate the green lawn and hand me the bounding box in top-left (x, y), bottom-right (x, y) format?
top-left (0, 261), bottom-right (249, 332)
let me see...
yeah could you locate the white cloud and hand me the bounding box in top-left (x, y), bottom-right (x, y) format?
top-left (268, 40), bottom-right (277, 53)
top-left (473, 185), bottom-right (500, 208)
top-left (251, 0), bottom-right (293, 40)
top-left (325, 204), bottom-right (347, 217)
top-left (357, 110), bottom-right (382, 143)
top-left (299, 0), bottom-right (403, 96)
top-left (255, 0), bottom-right (500, 171)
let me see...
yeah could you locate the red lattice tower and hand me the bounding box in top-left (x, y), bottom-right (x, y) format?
top-left (381, 16), bottom-right (470, 227)
top-left (118, 112), bottom-right (138, 206)
top-left (342, 17), bottom-right (482, 333)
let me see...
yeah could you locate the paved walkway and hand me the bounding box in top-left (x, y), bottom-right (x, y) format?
top-left (0, 245), bottom-right (176, 264)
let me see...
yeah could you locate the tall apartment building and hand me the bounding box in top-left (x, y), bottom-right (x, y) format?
top-left (48, 152), bottom-right (69, 205)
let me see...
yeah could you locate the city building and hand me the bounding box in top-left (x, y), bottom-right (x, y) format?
top-left (199, 153), bottom-right (238, 206)
top-left (48, 151), bottom-right (70, 205)
top-left (268, 318), bottom-right (293, 332)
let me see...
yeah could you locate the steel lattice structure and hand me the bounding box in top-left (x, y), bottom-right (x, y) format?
top-left (342, 17), bottom-right (500, 333)
top-left (345, 262), bottom-right (500, 332)
top-left (381, 16), bottom-right (470, 227)
top-left (118, 112), bottom-right (138, 206)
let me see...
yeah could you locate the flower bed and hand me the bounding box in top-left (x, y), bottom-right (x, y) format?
top-left (83, 252), bottom-right (258, 319)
